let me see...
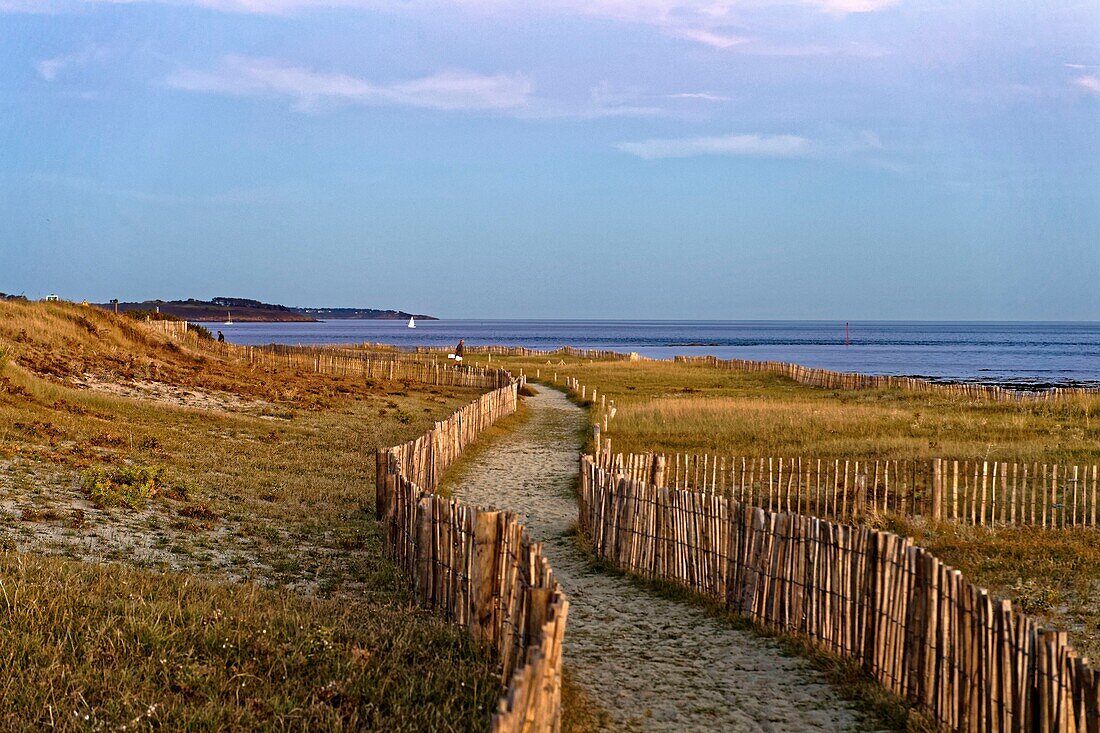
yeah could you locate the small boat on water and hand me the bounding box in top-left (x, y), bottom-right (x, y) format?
top-left (225, 311), bottom-right (233, 325)
top-left (407, 317), bottom-right (416, 329)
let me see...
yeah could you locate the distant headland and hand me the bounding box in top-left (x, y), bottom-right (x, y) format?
top-left (93, 297), bottom-right (438, 322)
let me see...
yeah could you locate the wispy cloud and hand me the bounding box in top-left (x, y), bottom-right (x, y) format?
top-left (3, 1), bottom-right (897, 54)
top-left (165, 59), bottom-right (679, 119)
top-left (858, 129), bottom-right (882, 149)
top-left (669, 28), bottom-right (749, 49)
top-left (2, 0), bottom-right (900, 14)
top-left (152, 0), bottom-right (899, 15)
top-left (815, 0), bottom-right (897, 12)
top-left (1073, 75), bottom-right (1100, 94)
top-left (551, 82), bottom-right (670, 118)
top-left (35, 45), bottom-right (108, 81)
top-left (165, 56), bottom-right (533, 112)
top-left (617, 132), bottom-right (812, 159)
top-left (522, 103), bottom-right (668, 120)
top-left (1, 0), bottom-right (58, 11)
top-left (667, 92), bottom-right (731, 102)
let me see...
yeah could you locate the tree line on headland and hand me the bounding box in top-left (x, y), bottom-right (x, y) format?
top-left (89, 296), bottom-right (437, 322)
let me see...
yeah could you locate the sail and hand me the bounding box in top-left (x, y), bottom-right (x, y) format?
top-left (407, 317), bottom-right (416, 329)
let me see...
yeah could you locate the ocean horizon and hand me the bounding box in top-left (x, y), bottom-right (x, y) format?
top-left (210, 319), bottom-right (1100, 388)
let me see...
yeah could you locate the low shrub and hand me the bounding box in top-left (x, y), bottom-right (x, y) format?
top-left (81, 464), bottom-right (168, 509)
top-left (178, 503), bottom-right (219, 521)
top-left (124, 309), bottom-right (180, 322)
top-left (1010, 578), bottom-right (1060, 615)
top-left (21, 507), bottom-right (63, 522)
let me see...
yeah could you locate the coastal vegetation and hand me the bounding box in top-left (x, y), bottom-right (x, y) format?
top-left (475, 352), bottom-right (1100, 667)
top-left (1, 553), bottom-right (497, 730)
top-left (0, 300), bottom-right (498, 728)
top-left (484, 356), bottom-right (1100, 464)
top-left (7, 306), bottom-right (1099, 728)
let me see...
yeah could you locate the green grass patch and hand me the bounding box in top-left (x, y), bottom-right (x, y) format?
top-left (0, 551), bottom-right (499, 730)
top-left (81, 464), bottom-right (168, 509)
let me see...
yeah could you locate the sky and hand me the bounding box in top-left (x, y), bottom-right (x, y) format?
top-left (0, 0), bottom-right (1097, 320)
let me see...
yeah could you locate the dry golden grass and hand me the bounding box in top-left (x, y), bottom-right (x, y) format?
top-left (0, 299), bottom-right (369, 407)
top-left (616, 393), bottom-right (1100, 462)
top-left (0, 300), bottom-right (500, 728)
top-left (482, 357), bottom-right (1100, 464)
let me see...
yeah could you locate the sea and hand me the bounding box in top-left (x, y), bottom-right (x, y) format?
top-left (209, 320), bottom-right (1100, 389)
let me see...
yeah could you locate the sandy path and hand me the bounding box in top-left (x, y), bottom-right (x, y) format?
top-left (446, 387), bottom-right (867, 732)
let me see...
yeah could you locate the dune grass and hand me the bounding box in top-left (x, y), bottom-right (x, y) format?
top-left (480, 357), bottom-right (1100, 464)
top-left (0, 552), bottom-right (498, 731)
top-left (0, 300), bottom-right (501, 729)
top-left (0, 298), bottom-right (360, 407)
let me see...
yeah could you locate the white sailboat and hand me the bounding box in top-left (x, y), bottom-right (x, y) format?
top-left (407, 317), bottom-right (416, 329)
top-left (225, 311), bottom-right (233, 325)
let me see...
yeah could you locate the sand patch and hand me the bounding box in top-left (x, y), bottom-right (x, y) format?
top-left (0, 456), bottom-right (362, 596)
top-left (69, 373), bottom-right (278, 415)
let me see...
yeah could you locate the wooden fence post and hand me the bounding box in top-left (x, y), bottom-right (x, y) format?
top-left (932, 458), bottom-right (944, 522)
top-left (652, 454), bottom-right (667, 488)
top-left (472, 511), bottom-right (502, 646)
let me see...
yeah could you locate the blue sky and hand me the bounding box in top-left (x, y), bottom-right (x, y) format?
top-left (1, 0), bottom-right (1097, 319)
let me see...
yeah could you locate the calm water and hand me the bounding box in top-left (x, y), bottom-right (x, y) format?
top-left (209, 320), bottom-right (1100, 388)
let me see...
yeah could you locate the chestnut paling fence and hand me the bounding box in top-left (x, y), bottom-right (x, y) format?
top-left (579, 454), bottom-right (1100, 732)
top-left (553, 368), bottom-right (1100, 529)
top-left (376, 377), bottom-right (568, 732)
top-left (148, 319), bottom-right (568, 729)
top-left (674, 354), bottom-right (1100, 402)
top-left (415, 344), bottom-right (632, 361)
top-left (143, 322), bottom-right (1100, 727)
top-left (145, 320), bottom-right (509, 388)
top-left (598, 449), bottom-right (1100, 528)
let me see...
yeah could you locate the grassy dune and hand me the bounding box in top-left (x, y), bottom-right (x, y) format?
top-left (0, 301), bottom-right (499, 729)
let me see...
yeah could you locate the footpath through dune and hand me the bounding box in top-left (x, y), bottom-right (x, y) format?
top-left (446, 386), bottom-right (868, 732)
